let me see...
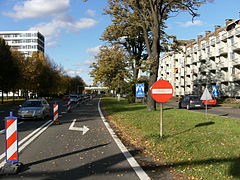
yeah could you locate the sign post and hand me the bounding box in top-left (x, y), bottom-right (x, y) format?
top-left (150, 80), bottom-right (173, 138)
top-left (200, 87), bottom-right (213, 119)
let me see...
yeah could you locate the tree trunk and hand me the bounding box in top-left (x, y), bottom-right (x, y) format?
top-left (1, 90), bottom-right (4, 104)
top-left (147, 55), bottom-right (159, 111)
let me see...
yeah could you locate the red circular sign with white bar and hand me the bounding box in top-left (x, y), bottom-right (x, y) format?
top-left (150, 80), bottom-right (173, 103)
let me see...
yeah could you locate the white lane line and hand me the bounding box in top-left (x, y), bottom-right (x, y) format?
top-left (18, 121), bottom-right (53, 152)
top-left (0, 120), bottom-right (52, 163)
top-left (98, 99), bottom-right (150, 180)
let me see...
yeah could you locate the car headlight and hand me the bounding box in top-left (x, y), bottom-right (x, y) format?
top-left (35, 110), bottom-right (43, 115)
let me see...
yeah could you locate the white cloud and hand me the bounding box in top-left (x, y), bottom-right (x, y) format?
top-left (46, 41), bottom-right (58, 47)
top-left (85, 9), bottom-right (96, 17)
top-left (29, 15), bottom-right (97, 42)
top-left (179, 20), bottom-right (204, 28)
top-left (86, 45), bottom-right (101, 55)
top-left (71, 18), bottom-right (98, 30)
top-left (4, 0), bottom-right (70, 19)
top-left (66, 68), bottom-right (89, 75)
top-left (74, 58), bottom-right (96, 66)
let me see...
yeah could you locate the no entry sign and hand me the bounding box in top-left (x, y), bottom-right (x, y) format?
top-left (150, 80), bottom-right (173, 103)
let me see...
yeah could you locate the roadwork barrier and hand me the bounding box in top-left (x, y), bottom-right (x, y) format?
top-left (0, 112), bottom-right (23, 175)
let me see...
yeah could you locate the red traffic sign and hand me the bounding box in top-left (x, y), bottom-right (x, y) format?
top-left (150, 80), bottom-right (173, 103)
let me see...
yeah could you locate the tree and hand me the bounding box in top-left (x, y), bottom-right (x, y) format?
top-left (101, 23), bottom-right (146, 82)
top-left (104, 0), bottom-right (206, 110)
top-left (90, 45), bottom-right (130, 92)
top-left (0, 38), bottom-right (19, 103)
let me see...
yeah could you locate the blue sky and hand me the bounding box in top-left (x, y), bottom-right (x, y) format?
top-left (0, 0), bottom-right (240, 85)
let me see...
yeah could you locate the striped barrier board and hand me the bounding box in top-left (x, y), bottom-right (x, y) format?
top-left (53, 104), bottom-right (59, 122)
top-left (67, 100), bottom-right (71, 112)
top-left (5, 112), bottom-right (18, 164)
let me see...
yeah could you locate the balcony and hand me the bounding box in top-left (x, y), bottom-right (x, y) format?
top-left (209, 74), bottom-right (218, 82)
top-left (201, 43), bottom-right (206, 50)
top-left (233, 73), bottom-right (240, 81)
top-left (193, 46), bottom-right (198, 53)
top-left (220, 32), bottom-right (227, 42)
top-left (220, 74), bottom-right (232, 82)
top-left (208, 51), bottom-right (216, 58)
top-left (219, 60), bottom-right (229, 68)
top-left (186, 58), bottom-right (192, 65)
top-left (210, 39), bottom-right (216, 46)
top-left (199, 63), bottom-right (207, 71)
top-left (186, 68), bottom-right (191, 75)
top-left (180, 70), bottom-right (184, 77)
top-left (232, 42), bottom-right (240, 52)
top-left (228, 29), bottom-right (234, 37)
top-left (191, 68), bottom-right (199, 74)
top-left (232, 58), bottom-right (240, 66)
top-left (235, 26), bottom-right (240, 37)
top-left (219, 46), bottom-right (228, 55)
top-left (209, 62), bottom-right (217, 70)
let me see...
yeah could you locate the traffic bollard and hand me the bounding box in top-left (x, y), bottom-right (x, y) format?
top-left (67, 100), bottom-right (71, 112)
top-left (53, 104), bottom-right (60, 124)
top-left (5, 112), bottom-right (18, 164)
top-left (1, 112), bottom-right (23, 175)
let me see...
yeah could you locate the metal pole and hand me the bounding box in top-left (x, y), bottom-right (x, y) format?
top-left (160, 103), bottom-right (163, 138)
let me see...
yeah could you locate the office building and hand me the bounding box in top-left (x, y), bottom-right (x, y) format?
top-left (0, 30), bottom-right (44, 57)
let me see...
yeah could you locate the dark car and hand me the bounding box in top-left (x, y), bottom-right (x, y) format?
top-left (63, 95), bottom-right (69, 101)
top-left (178, 95), bottom-right (204, 110)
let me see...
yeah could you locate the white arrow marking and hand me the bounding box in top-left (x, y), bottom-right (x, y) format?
top-left (69, 119), bottom-right (89, 135)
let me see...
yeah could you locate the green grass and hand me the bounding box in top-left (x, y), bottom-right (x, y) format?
top-left (102, 97), bottom-right (240, 180)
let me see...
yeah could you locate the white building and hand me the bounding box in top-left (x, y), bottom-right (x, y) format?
top-left (159, 18), bottom-right (240, 98)
top-left (0, 30), bottom-right (44, 57)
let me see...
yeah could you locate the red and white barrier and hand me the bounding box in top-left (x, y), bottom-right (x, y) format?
top-left (5, 112), bottom-right (18, 164)
top-left (67, 100), bottom-right (71, 112)
top-left (53, 104), bottom-right (59, 123)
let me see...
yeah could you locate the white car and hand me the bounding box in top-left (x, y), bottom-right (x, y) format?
top-left (18, 99), bottom-right (51, 120)
top-left (69, 95), bottom-right (79, 103)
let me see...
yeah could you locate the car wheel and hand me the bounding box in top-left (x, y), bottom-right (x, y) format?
top-left (178, 103), bottom-right (182, 109)
top-left (186, 104), bottom-right (190, 110)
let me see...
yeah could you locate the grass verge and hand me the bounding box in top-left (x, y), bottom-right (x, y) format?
top-left (102, 97), bottom-right (240, 180)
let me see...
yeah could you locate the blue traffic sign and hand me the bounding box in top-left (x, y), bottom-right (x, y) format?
top-left (212, 86), bottom-right (220, 97)
top-left (136, 84), bottom-right (145, 98)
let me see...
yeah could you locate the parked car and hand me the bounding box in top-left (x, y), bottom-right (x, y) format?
top-left (202, 99), bottom-right (217, 106)
top-left (18, 99), bottom-right (51, 120)
top-left (69, 95), bottom-right (79, 103)
top-left (178, 95), bottom-right (204, 110)
top-left (63, 95), bottom-right (69, 101)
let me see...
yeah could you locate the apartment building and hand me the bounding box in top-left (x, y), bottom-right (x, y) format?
top-left (0, 30), bottom-right (44, 57)
top-left (158, 18), bottom-right (240, 98)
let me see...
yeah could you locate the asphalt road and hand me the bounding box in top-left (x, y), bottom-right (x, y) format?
top-left (165, 100), bottom-right (240, 120)
top-left (0, 98), bottom-right (149, 180)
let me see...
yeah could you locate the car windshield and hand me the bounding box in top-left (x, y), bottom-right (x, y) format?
top-left (70, 96), bottom-right (78, 98)
top-left (190, 96), bottom-right (200, 100)
top-left (22, 101), bottom-right (42, 107)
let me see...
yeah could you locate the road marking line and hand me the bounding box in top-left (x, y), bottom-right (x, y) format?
top-left (98, 99), bottom-right (150, 180)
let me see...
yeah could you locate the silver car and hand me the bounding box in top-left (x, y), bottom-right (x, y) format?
top-left (18, 99), bottom-right (51, 120)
